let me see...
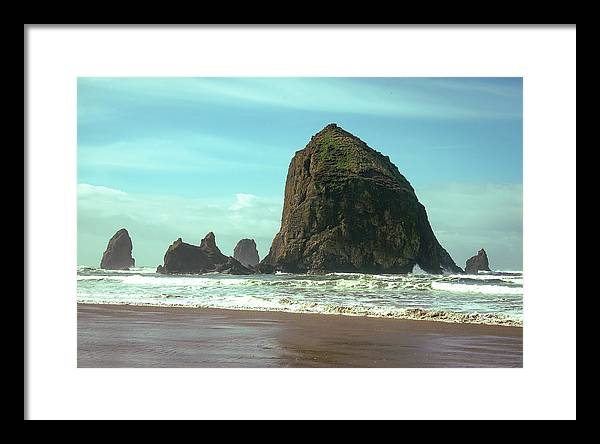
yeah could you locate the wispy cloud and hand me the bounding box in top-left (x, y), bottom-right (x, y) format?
top-left (79, 77), bottom-right (522, 121)
top-left (78, 183), bottom-right (127, 197)
top-left (78, 134), bottom-right (285, 173)
top-left (424, 78), bottom-right (522, 98)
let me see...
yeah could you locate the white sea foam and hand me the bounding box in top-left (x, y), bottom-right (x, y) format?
top-left (449, 273), bottom-right (506, 280)
top-left (78, 266), bottom-right (156, 274)
top-left (117, 275), bottom-right (252, 287)
top-left (448, 273), bottom-right (523, 285)
top-left (431, 281), bottom-right (523, 295)
top-left (77, 298), bottom-right (522, 326)
top-left (411, 264), bottom-right (428, 275)
top-left (77, 267), bottom-right (523, 326)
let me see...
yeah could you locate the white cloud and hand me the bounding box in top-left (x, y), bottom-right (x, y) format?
top-left (78, 184), bottom-right (281, 267)
top-left (78, 135), bottom-right (285, 173)
top-left (78, 183), bottom-right (128, 198)
top-left (230, 193), bottom-right (256, 210)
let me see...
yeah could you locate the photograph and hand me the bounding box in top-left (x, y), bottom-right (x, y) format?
top-left (26, 25), bottom-right (576, 420)
top-left (77, 77), bottom-right (523, 368)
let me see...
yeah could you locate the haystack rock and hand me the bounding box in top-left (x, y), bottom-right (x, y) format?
top-left (100, 228), bottom-right (135, 270)
top-left (465, 249), bottom-right (491, 274)
top-left (157, 232), bottom-right (252, 275)
top-left (260, 124), bottom-right (463, 274)
top-left (233, 238), bottom-right (260, 267)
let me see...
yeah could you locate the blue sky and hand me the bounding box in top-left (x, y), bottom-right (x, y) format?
top-left (78, 77), bottom-right (523, 270)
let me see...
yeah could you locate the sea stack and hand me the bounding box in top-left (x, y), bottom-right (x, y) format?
top-left (260, 124), bottom-right (463, 274)
top-left (465, 249), bottom-right (491, 274)
top-left (157, 232), bottom-right (253, 275)
top-left (198, 232), bottom-right (228, 264)
top-left (216, 257), bottom-right (255, 275)
top-left (233, 239), bottom-right (260, 267)
top-left (100, 228), bottom-right (135, 270)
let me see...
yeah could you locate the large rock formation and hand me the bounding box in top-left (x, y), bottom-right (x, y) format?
top-left (157, 232), bottom-right (253, 275)
top-left (260, 124), bottom-right (463, 274)
top-left (465, 249), bottom-right (491, 274)
top-left (100, 228), bottom-right (135, 270)
top-left (233, 238), bottom-right (260, 267)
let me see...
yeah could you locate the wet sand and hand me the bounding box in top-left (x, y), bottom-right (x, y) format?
top-left (77, 303), bottom-right (523, 368)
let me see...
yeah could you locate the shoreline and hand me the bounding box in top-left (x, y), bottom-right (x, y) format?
top-left (78, 303), bottom-right (523, 368)
top-left (76, 300), bottom-right (522, 327)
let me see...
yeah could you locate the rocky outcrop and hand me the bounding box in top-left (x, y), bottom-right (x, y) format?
top-left (215, 257), bottom-right (254, 275)
top-left (157, 238), bottom-right (213, 274)
top-left (100, 228), bottom-right (135, 270)
top-left (260, 124), bottom-right (463, 275)
top-left (157, 232), bottom-right (253, 275)
top-left (198, 232), bottom-right (228, 264)
top-left (233, 238), bottom-right (260, 267)
top-left (255, 262), bottom-right (275, 274)
top-left (465, 249), bottom-right (491, 274)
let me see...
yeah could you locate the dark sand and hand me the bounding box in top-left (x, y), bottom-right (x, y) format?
top-left (77, 304), bottom-right (523, 368)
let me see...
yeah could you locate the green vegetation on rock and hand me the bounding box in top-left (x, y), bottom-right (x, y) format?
top-left (261, 123), bottom-right (463, 275)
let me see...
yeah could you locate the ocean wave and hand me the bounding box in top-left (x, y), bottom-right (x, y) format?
top-left (396, 308), bottom-right (521, 326)
top-left (431, 281), bottom-right (523, 295)
top-left (454, 277), bottom-right (522, 288)
top-left (411, 264), bottom-right (428, 275)
top-left (77, 299), bottom-right (522, 327)
top-left (78, 272), bottom-right (522, 295)
top-left (77, 275), bottom-right (124, 281)
top-left (77, 268), bottom-right (523, 326)
top-left (77, 266), bottom-right (157, 275)
top-left (448, 273), bottom-right (523, 283)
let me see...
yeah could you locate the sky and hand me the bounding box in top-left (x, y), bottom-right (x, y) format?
top-left (78, 77), bottom-right (523, 270)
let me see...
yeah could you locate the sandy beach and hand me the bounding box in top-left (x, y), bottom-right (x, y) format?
top-left (77, 303), bottom-right (522, 367)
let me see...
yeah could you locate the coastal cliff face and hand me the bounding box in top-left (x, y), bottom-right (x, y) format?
top-left (157, 232), bottom-right (252, 275)
top-left (261, 124), bottom-right (463, 274)
top-left (465, 249), bottom-right (491, 274)
top-left (233, 238), bottom-right (260, 267)
top-left (100, 228), bottom-right (135, 270)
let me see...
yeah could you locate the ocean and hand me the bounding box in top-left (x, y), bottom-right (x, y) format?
top-left (77, 266), bottom-right (523, 327)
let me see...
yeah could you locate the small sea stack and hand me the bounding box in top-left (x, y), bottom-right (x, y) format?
top-left (100, 228), bottom-right (135, 270)
top-left (157, 232), bottom-right (253, 275)
top-left (465, 249), bottom-right (492, 274)
top-left (233, 238), bottom-right (260, 267)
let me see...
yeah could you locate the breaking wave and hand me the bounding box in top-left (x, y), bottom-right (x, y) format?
top-left (431, 281), bottom-right (523, 295)
top-left (77, 267), bottom-right (523, 327)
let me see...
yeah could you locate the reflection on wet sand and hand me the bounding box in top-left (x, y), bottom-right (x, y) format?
top-left (78, 304), bottom-right (522, 368)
